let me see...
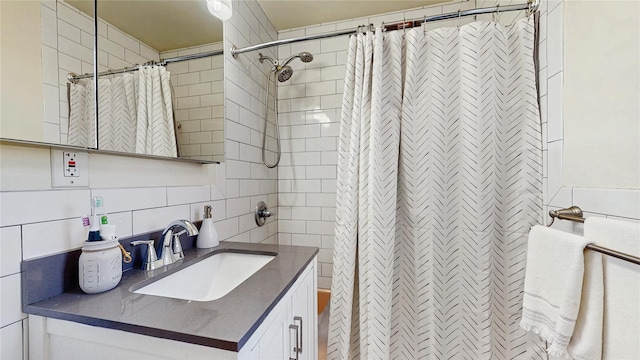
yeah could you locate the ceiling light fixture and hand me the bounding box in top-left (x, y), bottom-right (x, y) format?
top-left (206, 0), bottom-right (232, 21)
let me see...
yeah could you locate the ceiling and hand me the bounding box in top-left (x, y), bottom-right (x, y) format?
top-left (66, 0), bottom-right (224, 52)
top-left (257, 0), bottom-right (448, 31)
top-left (66, 0), bottom-right (448, 52)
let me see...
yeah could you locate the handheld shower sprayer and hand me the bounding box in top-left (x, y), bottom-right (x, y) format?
top-left (258, 52), bottom-right (314, 83)
top-left (259, 51), bottom-right (315, 168)
top-left (280, 52), bottom-right (314, 67)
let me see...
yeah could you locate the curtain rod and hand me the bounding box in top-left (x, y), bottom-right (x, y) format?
top-left (71, 0), bottom-right (537, 82)
top-left (67, 49), bottom-right (224, 83)
top-left (231, 0), bottom-right (538, 58)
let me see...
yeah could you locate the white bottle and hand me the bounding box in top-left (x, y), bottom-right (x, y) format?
top-left (197, 205), bottom-right (219, 248)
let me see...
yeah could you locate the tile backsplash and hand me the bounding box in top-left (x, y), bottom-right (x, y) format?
top-left (1, 0), bottom-right (278, 356)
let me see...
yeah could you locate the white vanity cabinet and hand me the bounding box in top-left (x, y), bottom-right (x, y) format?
top-left (29, 257), bottom-right (317, 360)
top-left (242, 257), bottom-right (317, 360)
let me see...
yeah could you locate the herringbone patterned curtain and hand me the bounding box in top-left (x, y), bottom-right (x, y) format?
top-left (69, 76), bottom-right (137, 151)
top-left (328, 18), bottom-right (545, 360)
top-left (68, 66), bottom-right (177, 157)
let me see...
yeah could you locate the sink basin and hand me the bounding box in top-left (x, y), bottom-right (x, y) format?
top-left (133, 251), bottom-right (276, 301)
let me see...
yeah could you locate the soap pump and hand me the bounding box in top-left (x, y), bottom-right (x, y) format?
top-left (197, 205), bottom-right (219, 248)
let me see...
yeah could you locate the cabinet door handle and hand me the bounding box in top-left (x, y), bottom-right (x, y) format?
top-left (294, 316), bottom-right (303, 354)
top-left (289, 324), bottom-right (299, 360)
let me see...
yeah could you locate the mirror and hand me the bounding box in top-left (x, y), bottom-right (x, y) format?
top-left (0, 0), bottom-right (223, 163)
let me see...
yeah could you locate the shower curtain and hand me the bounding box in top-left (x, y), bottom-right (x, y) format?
top-left (328, 18), bottom-right (545, 359)
top-left (68, 65), bottom-right (177, 157)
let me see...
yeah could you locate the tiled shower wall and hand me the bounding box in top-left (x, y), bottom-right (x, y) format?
top-left (275, 0), bottom-right (477, 289)
top-left (221, 0), bottom-right (280, 244)
top-left (275, 0), bottom-right (640, 289)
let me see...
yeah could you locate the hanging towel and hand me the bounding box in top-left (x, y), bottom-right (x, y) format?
top-left (584, 217), bottom-right (640, 360)
top-left (520, 225), bottom-right (601, 359)
top-left (567, 246), bottom-right (604, 360)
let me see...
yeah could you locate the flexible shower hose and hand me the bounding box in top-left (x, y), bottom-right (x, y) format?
top-left (262, 69), bottom-right (281, 168)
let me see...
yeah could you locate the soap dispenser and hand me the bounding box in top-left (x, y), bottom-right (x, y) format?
top-left (197, 205), bottom-right (219, 248)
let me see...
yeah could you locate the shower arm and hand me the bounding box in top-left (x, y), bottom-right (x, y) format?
top-left (279, 55), bottom-right (300, 68)
top-left (258, 53), bottom-right (279, 72)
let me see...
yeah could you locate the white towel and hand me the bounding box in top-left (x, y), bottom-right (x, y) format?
top-left (520, 225), bottom-right (602, 359)
top-left (567, 247), bottom-right (604, 360)
top-left (584, 217), bottom-right (640, 360)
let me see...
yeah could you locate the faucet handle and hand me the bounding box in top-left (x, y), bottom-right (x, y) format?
top-left (160, 236), bottom-right (176, 266)
top-left (172, 230), bottom-right (186, 261)
top-left (131, 240), bottom-right (162, 271)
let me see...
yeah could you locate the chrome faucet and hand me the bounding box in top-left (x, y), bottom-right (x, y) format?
top-left (157, 220), bottom-right (199, 266)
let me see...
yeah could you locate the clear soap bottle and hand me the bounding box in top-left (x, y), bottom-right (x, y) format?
top-left (197, 205), bottom-right (219, 248)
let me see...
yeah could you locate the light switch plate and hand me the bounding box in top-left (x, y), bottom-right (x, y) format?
top-left (51, 149), bottom-right (89, 187)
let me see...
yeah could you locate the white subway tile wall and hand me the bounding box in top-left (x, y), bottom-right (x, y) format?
top-left (1, 0), bottom-right (638, 356)
top-left (44, 0), bottom-right (161, 143)
top-left (0, 0), bottom-right (279, 354)
top-left (218, 0), bottom-right (280, 244)
top-left (0, 226), bottom-right (26, 355)
top-left (163, 43), bottom-right (225, 162)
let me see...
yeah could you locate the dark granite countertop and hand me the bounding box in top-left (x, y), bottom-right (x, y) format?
top-left (23, 242), bottom-right (318, 352)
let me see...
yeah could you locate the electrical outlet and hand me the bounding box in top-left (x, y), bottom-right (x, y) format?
top-left (51, 149), bottom-right (89, 187)
top-left (64, 152), bottom-right (79, 177)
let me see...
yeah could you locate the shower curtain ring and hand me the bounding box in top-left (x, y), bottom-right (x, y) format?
top-left (402, 15), bottom-right (407, 35)
top-left (527, 0), bottom-right (539, 17)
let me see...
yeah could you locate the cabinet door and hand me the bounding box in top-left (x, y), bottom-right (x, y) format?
top-left (242, 257), bottom-right (317, 360)
top-left (290, 262), bottom-right (317, 360)
top-left (258, 304), bottom-right (289, 360)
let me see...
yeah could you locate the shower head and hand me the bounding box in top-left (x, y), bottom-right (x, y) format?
top-left (297, 52), bottom-right (314, 63)
top-left (277, 66), bottom-right (293, 82)
top-left (280, 52), bottom-right (314, 67)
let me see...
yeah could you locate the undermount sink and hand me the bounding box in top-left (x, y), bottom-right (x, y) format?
top-left (133, 251), bottom-right (276, 301)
